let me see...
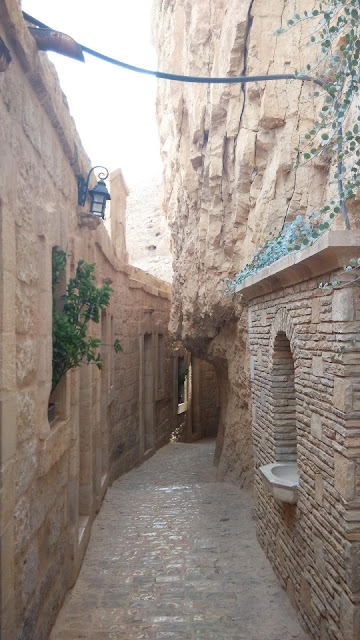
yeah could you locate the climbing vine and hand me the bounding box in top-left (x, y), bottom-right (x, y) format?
top-left (52, 251), bottom-right (122, 393)
top-left (227, 0), bottom-right (360, 293)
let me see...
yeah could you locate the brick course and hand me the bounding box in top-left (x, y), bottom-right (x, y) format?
top-left (245, 265), bottom-right (360, 640)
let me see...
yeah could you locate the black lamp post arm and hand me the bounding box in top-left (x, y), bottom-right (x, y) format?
top-left (77, 166), bottom-right (109, 206)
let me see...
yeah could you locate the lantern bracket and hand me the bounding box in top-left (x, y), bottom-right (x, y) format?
top-left (77, 166), bottom-right (110, 207)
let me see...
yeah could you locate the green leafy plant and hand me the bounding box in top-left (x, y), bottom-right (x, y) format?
top-left (52, 251), bottom-right (122, 393)
top-left (227, 0), bottom-right (360, 292)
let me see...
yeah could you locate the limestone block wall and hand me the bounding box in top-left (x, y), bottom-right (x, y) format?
top-left (239, 235), bottom-right (360, 639)
top-left (0, 4), bottom-right (175, 639)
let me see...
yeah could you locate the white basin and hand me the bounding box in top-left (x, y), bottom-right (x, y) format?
top-left (259, 462), bottom-right (299, 504)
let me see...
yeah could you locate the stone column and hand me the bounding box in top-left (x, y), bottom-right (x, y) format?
top-left (0, 159), bottom-right (17, 639)
top-left (109, 169), bottom-right (129, 264)
top-left (191, 357), bottom-right (201, 438)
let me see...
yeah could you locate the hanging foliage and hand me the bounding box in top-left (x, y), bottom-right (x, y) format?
top-left (52, 251), bottom-right (122, 393)
top-left (227, 0), bottom-right (360, 292)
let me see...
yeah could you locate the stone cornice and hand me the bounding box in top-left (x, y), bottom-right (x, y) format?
top-left (236, 230), bottom-right (360, 300)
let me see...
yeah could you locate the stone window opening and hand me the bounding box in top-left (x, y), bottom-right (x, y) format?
top-left (143, 333), bottom-right (155, 452)
top-left (48, 246), bottom-right (67, 425)
top-left (157, 334), bottom-right (165, 394)
top-left (78, 363), bottom-right (92, 544)
top-left (100, 310), bottom-right (110, 485)
top-left (177, 356), bottom-right (191, 415)
top-left (271, 332), bottom-right (297, 463)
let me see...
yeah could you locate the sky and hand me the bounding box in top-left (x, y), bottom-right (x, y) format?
top-left (21, 0), bottom-right (162, 188)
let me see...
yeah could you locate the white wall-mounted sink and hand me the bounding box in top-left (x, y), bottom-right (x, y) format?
top-left (259, 462), bottom-right (299, 504)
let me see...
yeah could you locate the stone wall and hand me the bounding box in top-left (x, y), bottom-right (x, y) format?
top-left (0, 3), bottom-right (175, 639)
top-left (238, 232), bottom-right (360, 640)
top-left (152, 0), bottom-right (360, 485)
top-left (192, 359), bottom-right (219, 438)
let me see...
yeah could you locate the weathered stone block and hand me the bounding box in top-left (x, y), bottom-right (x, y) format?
top-left (15, 439), bottom-right (37, 499)
top-left (313, 534), bottom-right (326, 574)
top-left (334, 451), bottom-right (355, 501)
top-left (21, 540), bottom-right (38, 604)
top-left (0, 522), bottom-right (14, 607)
top-left (15, 283), bottom-right (35, 335)
top-left (344, 541), bottom-right (360, 592)
top-left (0, 270), bottom-right (16, 334)
top-left (340, 592), bottom-right (360, 640)
top-left (286, 579), bottom-right (297, 610)
top-left (37, 336), bottom-right (52, 384)
top-left (320, 617), bottom-right (330, 640)
top-left (333, 377), bottom-right (353, 413)
top-left (250, 355), bottom-right (255, 380)
top-left (14, 494), bottom-right (31, 555)
top-left (0, 459), bottom-right (15, 527)
top-left (332, 289), bottom-right (355, 322)
top-left (315, 474), bottom-right (324, 506)
top-left (17, 389), bottom-right (35, 443)
top-left (312, 356), bottom-right (323, 377)
top-left (16, 338), bottom-right (36, 387)
top-left (312, 297), bottom-right (321, 323)
top-left (37, 418), bottom-right (71, 477)
top-left (0, 333), bottom-right (16, 392)
top-left (300, 574), bottom-right (312, 614)
top-left (16, 233), bottom-right (38, 285)
top-left (311, 413), bottom-right (322, 439)
top-left (0, 592), bottom-right (15, 640)
top-left (47, 493), bottom-right (65, 551)
top-left (0, 394), bottom-right (16, 465)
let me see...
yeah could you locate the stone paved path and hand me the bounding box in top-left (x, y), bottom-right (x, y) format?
top-left (50, 440), bottom-right (310, 640)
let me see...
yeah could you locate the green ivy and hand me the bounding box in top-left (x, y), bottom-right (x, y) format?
top-left (227, 0), bottom-right (360, 291)
top-left (52, 251), bottom-right (122, 393)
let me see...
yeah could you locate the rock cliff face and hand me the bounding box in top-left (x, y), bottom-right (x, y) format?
top-left (152, 0), bottom-right (343, 484)
top-left (126, 177), bottom-right (173, 284)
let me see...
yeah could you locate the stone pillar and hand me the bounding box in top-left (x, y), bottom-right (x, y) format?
top-left (109, 169), bottom-right (129, 264)
top-left (191, 357), bottom-right (201, 437)
top-left (0, 161), bottom-right (16, 639)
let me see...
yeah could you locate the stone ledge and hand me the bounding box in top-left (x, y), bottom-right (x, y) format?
top-left (37, 418), bottom-right (71, 477)
top-left (236, 231), bottom-right (360, 301)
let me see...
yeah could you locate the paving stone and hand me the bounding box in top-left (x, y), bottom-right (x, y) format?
top-left (50, 441), bottom-right (310, 639)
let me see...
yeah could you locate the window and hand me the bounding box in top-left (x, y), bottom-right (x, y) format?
top-left (49, 247), bottom-right (67, 424)
top-left (177, 356), bottom-right (190, 415)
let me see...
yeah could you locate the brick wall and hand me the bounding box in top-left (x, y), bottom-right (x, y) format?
top-left (246, 268), bottom-right (360, 640)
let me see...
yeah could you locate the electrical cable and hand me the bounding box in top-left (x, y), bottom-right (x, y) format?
top-left (22, 11), bottom-right (349, 228)
top-left (22, 11), bottom-right (324, 87)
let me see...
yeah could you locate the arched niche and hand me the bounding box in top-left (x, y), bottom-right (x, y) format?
top-left (271, 332), bottom-right (297, 463)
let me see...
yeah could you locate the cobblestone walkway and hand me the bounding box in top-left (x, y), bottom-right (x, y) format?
top-left (50, 440), bottom-right (310, 640)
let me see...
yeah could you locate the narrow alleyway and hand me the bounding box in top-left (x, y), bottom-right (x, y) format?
top-left (50, 441), bottom-right (310, 640)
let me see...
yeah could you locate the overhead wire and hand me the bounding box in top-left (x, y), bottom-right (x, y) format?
top-left (22, 12), bottom-right (324, 87)
top-left (22, 11), bottom-right (349, 228)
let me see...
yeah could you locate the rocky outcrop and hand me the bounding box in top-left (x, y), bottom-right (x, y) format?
top-left (126, 176), bottom-right (173, 284)
top-left (152, 0), bottom-right (345, 484)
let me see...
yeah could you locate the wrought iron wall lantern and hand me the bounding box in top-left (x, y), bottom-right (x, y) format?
top-left (77, 166), bottom-right (111, 219)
